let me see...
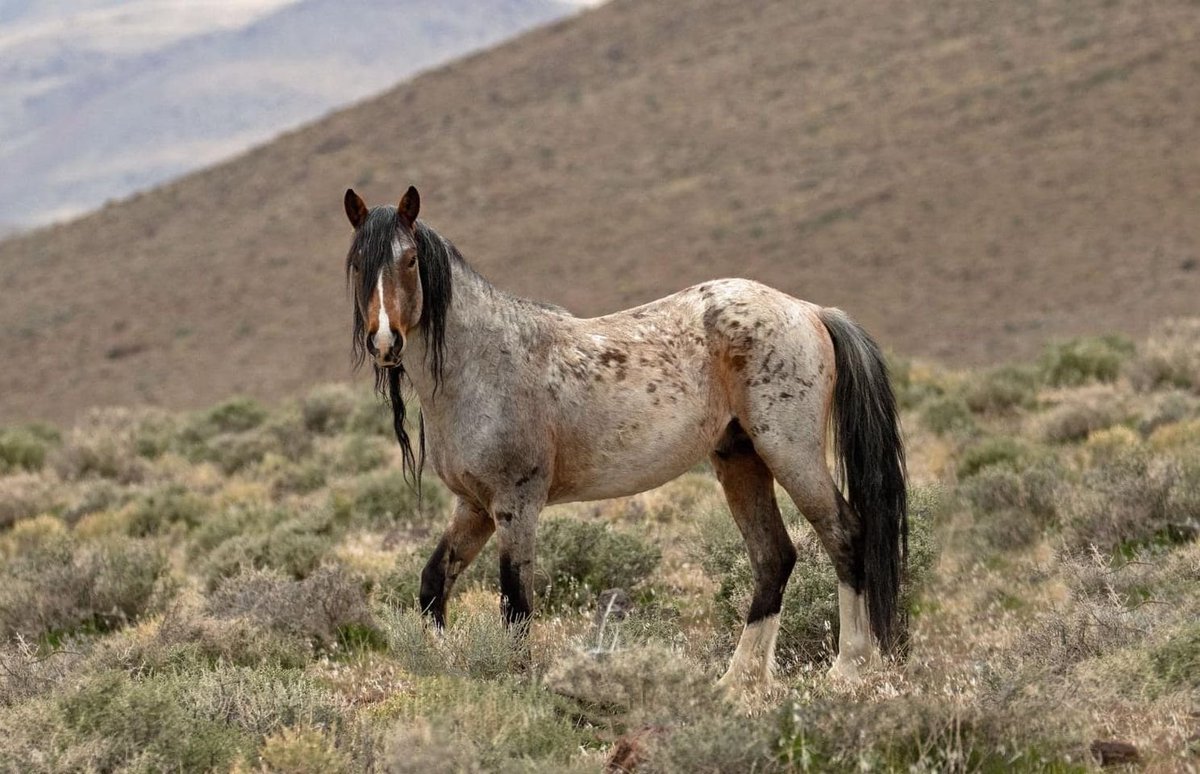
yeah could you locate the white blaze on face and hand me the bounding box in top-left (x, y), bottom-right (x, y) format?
top-left (374, 273), bottom-right (394, 355)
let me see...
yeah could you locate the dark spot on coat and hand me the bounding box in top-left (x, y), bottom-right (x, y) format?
top-left (779, 392), bottom-right (794, 400)
top-left (497, 511), bottom-right (515, 524)
top-left (599, 349), bottom-right (628, 367)
top-left (647, 383), bottom-right (658, 393)
top-left (515, 467), bottom-right (539, 487)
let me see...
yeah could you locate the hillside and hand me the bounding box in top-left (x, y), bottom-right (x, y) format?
top-left (0, 0), bottom-right (572, 231)
top-left (1, 0), bottom-right (1199, 423)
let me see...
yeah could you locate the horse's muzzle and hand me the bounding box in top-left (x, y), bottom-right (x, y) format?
top-left (367, 330), bottom-right (404, 368)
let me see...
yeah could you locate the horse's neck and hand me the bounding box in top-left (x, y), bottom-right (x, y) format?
top-left (403, 261), bottom-right (507, 408)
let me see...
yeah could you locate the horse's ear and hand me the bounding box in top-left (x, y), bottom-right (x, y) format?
top-left (344, 188), bottom-right (368, 229)
top-left (398, 186), bottom-right (420, 228)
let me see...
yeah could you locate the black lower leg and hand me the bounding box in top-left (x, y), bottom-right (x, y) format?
top-left (419, 538), bottom-right (451, 627)
top-left (499, 554), bottom-right (533, 630)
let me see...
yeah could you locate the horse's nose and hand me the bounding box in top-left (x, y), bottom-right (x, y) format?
top-left (373, 325), bottom-right (398, 356)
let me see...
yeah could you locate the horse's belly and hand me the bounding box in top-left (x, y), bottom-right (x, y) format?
top-left (548, 402), bottom-right (725, 503)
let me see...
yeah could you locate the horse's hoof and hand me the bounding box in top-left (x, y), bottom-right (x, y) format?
top-left (826, 658), bottom-right (864, 685)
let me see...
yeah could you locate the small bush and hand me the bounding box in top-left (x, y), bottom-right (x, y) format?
top-left (380, 607), bottom-right (524, 679)
top-left (0, 426), bottom-right (56, 473)
top-left (0, 472), bottom-right (61, 529)
top-left (1149, 621), bottom-right (1200, 691)
top-left (963, 461), bottom-right (1063, 550)
top-left (1128, 318), bottom-right (1200, 393)
top-left (964, 365), bottom-right (1040, 413)
top-left (108, 604), bottom-right (311, 672)
top-left (1039, 335), bottom-right (1133, 387)
top-left (131, 410), bottom-right (179, 459)
top-left (1061, 428), bottom-right (1198, 552)
top-left (202, 511), bottom-right (337, 587)
top-left (336, 434), bottom-right (391, 474)
top-left (887, 356), bottom-right (948, 410)
top-left (956, 436), bottom-right (1031, 479)
top-left (209, 565), bottom-right (376, 650)
top-left (254, 726), bottom-right (352, 774)
top-left (547, 643), bottom-right (725, 730)
top-left (536, 518), bottom-right (661, 612)
top-left (57, 670), bottom-right (249, 772)
top-left (1038, 400), bottom-right (1120, 443)
top-left (201, 397), bottom-right (269, 435)
top-left (379, 676), bottom-right (584, 771)
top-left (52, 409), bottom-right (146, 483)
top-left (301, 384), bottom-right (358, 434)
top-left (125, 484), bottom-right (210, 537)
top-left (331, 471), bottom-right (445, 531)
top-left (919, 394), bottom-right (976, 435)
top-left (0, 527), bottom-right (170, 640)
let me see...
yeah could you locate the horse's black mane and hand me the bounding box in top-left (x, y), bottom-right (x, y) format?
top-left (346, 206), bottom-right (460, 486)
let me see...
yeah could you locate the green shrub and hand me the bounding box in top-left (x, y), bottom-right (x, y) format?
top-left (1128, 318), bottom-right (1200, 393)
top-left (202, 509), bottom-right (336, 588)
top-left (379, 676), bottom-right (584, 771)
top-left (331, 471), bottom-right (445, 531)
top-left (301, 384), bottom-right (358, 434)
top-left (1149, 621), bottom-right (1200, 691)
top-left (963, 461), bottom-right (1064, 550)
top-left (254, 726), bottom-right (352, 774)
top-left (0, 427), bottom-right (55, 473)
top-left (336, 434), bottom-right (391, 474)
top-left (58, 670), bottom-right (249, 772)
top-left (535, 517), bottom-right (661, 612)
top-left (1039, 400), bottom-right (1120, 443)
top-left (271, 460), bottom-right (328, 496)
top-left (131, 410), bottom-right (179, 459)
top-left (52, 409), bottom-right (145, 483)
top-left (964, 365), bottom-right (1040, 413)
top-left (1062, 429), bottom-right (1198, 553)
top-left (0, 530), bottom-right (169, 640)
top-left (0, 473), bottom-right (61, 529)
top-left (919, 394), bottom-right (976, 435)
top-left (380, 607), bottom-right (524, 679)
top-left (209, 565), bottom-right (376, 651)
top-left (125, 484), bottom-right (210, 537)
top-left (107, 605), bottom-right (311, 672)
top-left (547, 643), bottom-right (725, 730)
top-left (956, 436), bottom-right (1031, 479)
top-left (200, 396), bottom-right (269, 435)
top-left (1039, 335), bottom-right (1133, 387)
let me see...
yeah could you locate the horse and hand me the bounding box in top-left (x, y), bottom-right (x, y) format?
top-left (342, 186), bottom-right (907, 688)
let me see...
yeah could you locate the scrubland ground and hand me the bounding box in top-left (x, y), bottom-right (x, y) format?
top-left (1, 319), bottom-right (1198, 772)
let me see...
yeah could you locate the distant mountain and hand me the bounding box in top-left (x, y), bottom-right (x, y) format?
top-left (0, 0), bottom-right (573, 231)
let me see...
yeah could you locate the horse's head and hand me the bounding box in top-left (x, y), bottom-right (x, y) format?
top-left (344, 186), bottom-right (423, 368)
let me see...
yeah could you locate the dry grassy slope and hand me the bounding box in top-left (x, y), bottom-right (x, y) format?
top-left (2, 0), bottom-right (1198, 424)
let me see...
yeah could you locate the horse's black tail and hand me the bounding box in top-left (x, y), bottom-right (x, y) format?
top-left (818, 308), bottom-right (908, 653)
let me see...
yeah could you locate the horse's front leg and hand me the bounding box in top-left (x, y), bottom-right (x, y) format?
top-left (419, 497), bottom-right (494, 627)
top-left (492, 497), bottom-right (543, 632)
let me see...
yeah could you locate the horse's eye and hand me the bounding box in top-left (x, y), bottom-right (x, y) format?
top-left (406, 254), bottom-right (418, 269)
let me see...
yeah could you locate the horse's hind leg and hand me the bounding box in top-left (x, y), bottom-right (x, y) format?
top-left (755, 443), bottom-right (879, 681)
top-left (420, 497), bottom-right (495, 626)
top-left (712, 420), bottom-right (798, 691)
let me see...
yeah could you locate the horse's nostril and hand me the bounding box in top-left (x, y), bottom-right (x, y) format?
top-left (390, 328), bottom-right (402, 351)
top-left (366, 336), bottom-right (378, 355)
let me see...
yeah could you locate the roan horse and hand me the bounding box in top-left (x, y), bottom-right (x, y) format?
top-left (342, 186), bottom-right (907, 688)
